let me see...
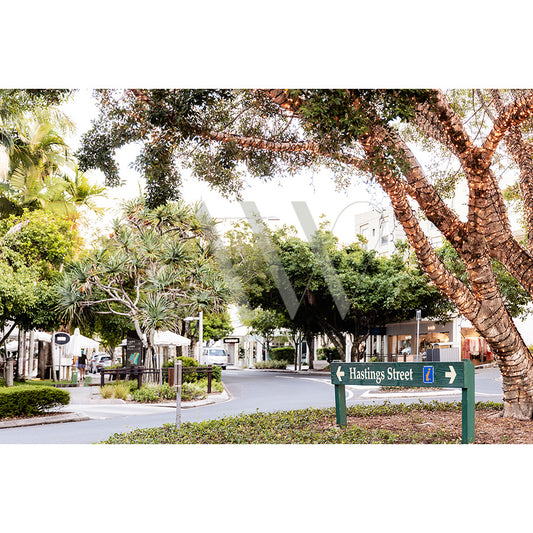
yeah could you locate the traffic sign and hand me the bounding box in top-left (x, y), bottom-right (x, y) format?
top-left (330, 360), bottom-right (475, 444)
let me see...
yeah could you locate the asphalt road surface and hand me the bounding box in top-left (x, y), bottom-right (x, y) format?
top-left (0, 366), bottom-right (503, 444)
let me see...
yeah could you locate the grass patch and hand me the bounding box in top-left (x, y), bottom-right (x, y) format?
top-left (101, 400), bottom-right (503, 444)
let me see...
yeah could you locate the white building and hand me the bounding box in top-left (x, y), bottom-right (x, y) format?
top-left (351, 208), bottom-right (496, 365)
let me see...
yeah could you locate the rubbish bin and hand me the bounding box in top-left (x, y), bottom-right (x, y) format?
top-left (71, 370), bottom-right (78, 383)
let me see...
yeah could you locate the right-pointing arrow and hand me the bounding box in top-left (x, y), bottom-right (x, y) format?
top-left (336, 365), bottom-right (345, 382)
top-left (445, 365), bottom-right (456, 385)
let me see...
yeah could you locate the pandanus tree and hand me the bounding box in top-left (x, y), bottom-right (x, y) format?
top-left (55, 197), bottom-right (229, 368)
top-left (77, 89), bottom-right (533, 419)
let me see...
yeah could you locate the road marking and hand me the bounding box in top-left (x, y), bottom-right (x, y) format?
top-left (276, 376), bottom-right (354, 400)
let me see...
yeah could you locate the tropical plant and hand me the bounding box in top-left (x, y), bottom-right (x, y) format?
top-left (55, 197), bottom-right (229, 368)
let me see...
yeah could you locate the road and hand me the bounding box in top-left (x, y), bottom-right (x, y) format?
top-left (0, 366), bottom-right (503, 444)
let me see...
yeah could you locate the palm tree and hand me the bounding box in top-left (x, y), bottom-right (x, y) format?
top-left (0, 91), bottom-right (76, 218)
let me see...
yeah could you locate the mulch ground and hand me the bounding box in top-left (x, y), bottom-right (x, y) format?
top-left (345, 410), bottom-right (533, 443)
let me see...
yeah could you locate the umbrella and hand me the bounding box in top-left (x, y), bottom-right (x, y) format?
top-left (66, 328), bottom-right (82, 359)
top-left (153, 331), bottom-right (191, 347)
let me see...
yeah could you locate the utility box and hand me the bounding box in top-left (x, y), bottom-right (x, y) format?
top-left (426, 346), bottom-right (460, 362)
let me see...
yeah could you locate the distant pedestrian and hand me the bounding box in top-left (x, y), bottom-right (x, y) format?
top-left (77, 352), bottom-right (87, 380)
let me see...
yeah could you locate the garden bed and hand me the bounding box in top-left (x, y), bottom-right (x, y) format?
top-left (101, 401), bottom-right (533, 444)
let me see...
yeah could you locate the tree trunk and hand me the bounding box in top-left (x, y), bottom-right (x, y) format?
top-left (37, 340), bottom-right (47, 379)
top-left (5, 358), bottom-right (14, 387)
top-left (28, 330), bottom-right (36, 379)
top-left (17, 329), bottom-right (26, 380)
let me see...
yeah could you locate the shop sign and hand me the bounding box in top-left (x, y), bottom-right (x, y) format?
top-left (54, 332), bottom-right (71, 345)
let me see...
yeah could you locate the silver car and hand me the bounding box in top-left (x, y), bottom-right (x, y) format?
top-left (201, 348), bottom-right (228, 369)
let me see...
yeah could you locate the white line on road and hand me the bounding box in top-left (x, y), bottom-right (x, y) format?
top-left (276, 376), bottom-right (354, 400)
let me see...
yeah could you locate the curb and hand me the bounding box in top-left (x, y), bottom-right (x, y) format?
top-left (0, 412), bottom-right (90, 429)
top-left (0, 388), bottom-right (231, 429)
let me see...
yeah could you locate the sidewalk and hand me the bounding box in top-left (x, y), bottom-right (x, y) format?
top-left (0, 381), bottom-right (231, 429)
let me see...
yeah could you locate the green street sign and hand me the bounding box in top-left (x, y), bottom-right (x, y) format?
top-left (331, 360), bottom-right (475, 444)
top-left (331, 361), bottom-right (465, 388)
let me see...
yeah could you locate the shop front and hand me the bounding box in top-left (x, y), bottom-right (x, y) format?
top-left (460, 326), bottom-right (494, 365)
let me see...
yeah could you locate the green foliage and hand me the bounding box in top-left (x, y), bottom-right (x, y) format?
top-left (181, 381), bottom-right (207, 402)
top-left (162, 358), bottom-right (221, 383)
top-left (54, 197), bottom-right (230, 362)
top-left (269, 346), bottom-right (295, 363)
top-left (130, 381), bottom-right (213, 402)
top-left (254, 360), bottom-right (287, 369)
top-left (102, 401), bottom-right (502, 444)
top-left (99, 380), bottom-right (137, 400)
top-left (162, 356), bottom-right (198, 368)
top-left (0, 386), bottom-right (69, 418)
top-left (0, 210), bottom-right (75, 333)
top-left (436, 242), bottom-right (532, 319)
top-left (227, 223), bottom-right (448, 359)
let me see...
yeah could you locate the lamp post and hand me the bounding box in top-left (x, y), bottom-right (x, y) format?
top-left (185, 311), bottom-right (203, 363)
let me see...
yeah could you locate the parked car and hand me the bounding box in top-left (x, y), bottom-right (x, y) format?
top-left (90, 353), bottom-right (111, 373)
top-left (95, 355), bottom-right (113, 372)
top-left (201, 348), bottom-right (229, 369)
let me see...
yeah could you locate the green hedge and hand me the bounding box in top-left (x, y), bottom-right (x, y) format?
top-left (163, 357), bottom-right (222, 383)
top-left (270, 347), bottom-right (295, 362)
top-left (0, 386), bottom-right (70, 419)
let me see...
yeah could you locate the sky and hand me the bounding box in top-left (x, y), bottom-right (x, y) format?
top-left (61, 89), bottom-right (389, 245)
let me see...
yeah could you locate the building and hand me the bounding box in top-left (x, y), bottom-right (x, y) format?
top-left (352, 208), bottom-right (495, 365)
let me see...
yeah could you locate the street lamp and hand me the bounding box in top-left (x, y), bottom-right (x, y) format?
top-left (185, 311), bottom-right (203, 364)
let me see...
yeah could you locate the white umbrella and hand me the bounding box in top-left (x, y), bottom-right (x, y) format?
top-left (153, 331), bottom-right (191, 347)
top-left (67, 328), bottom-right (82, 358)
top-left (5, 341), bottom-right (18, 353)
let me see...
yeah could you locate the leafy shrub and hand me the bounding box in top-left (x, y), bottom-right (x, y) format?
top-left (210, 365), bottom-right (222, 382)
top-left (164, 357), bottom-right (221, 383)
top-left (102, 401), bottom-right (505, 445)
top-left (162, 356), bottom-right (198, 368)
top-left (317, 347), bottom-right (339, 362)
top-left (0, 386), bottom-right (70, 419)
top-left (163, 357), bottom-right (201, 383)
top-left (254, 360), bottom-right (287, 369)
top-left (132, 383), bottom-right (177, 402)
top-left (131, 379), bottom-right (218, 403)
top-left (270, 347), bottom-right (295, 363)
top-left (181, 382), bottom-right (207, 402)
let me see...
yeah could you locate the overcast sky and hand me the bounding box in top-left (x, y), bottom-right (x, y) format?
top-left (61, 89), bottom-right (389, 244)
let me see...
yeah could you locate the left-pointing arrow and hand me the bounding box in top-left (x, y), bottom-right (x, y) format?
top-left (445, 365), bottom-right (456, 385)
top-left (336, 366), bottom-right (345, 382)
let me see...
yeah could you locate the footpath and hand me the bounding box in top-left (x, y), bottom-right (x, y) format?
top-left (0, 379), bottom-right (231, 430)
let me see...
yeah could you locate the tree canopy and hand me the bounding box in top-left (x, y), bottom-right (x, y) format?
top-left (54, 197), bottom-right (230, 367)
top-left (226, 222), bottom-right (449, 360)
top-left (76, 88), bottom-right (533, 419)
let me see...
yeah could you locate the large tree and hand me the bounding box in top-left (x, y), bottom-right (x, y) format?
top-left (226, 223), bottom-right (449, 361)
top-left (78, 89), bottom-right (533, 419)
top-left (55, 197), bottom-right (229, 368)
top-left (0, 209), bottom-right (75, 384)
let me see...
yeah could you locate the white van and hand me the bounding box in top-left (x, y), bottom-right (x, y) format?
top-left (201, 348), bottom-right (229, 369)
